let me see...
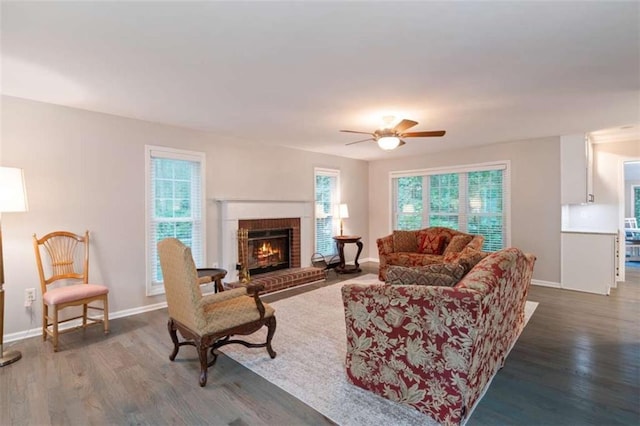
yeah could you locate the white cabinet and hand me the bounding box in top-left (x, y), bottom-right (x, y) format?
top-left (561, 134), bottom-right (594, 204)
top-left (561, 232), bottom-right (617, 295)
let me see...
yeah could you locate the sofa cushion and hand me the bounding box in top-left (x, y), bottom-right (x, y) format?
top-left (416, 230), bottom-right (446, 255)
top-left (448, 246), bottom-right (490, 273)
top-left (386, 263), bottom-right (466, 287)
top-left (392, 230), bottom-right (418, 252)
top-left (442, 234), bottom-right (473, 256)
top-left (386, 252), bottom-right (444, 268)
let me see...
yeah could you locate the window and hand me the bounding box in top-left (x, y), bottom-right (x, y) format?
top-left (391, 162), bottom-right (510, 252)
top-left (634, 185), bottom-right (640, 225)
top-left (145, 146), bottom-right (205, 296)
top-left (314, 168), bottom-right (340, 256)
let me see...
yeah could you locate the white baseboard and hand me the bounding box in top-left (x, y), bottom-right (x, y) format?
top-left (4, 301), bottom-right (168, 343)
top-left (531, 279), bottom-right (561, 289)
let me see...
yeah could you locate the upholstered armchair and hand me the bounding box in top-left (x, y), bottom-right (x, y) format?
top-left (158, 238), bottom-right (276, 387)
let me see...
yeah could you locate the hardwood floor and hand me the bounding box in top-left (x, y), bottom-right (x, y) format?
top-left (1, 263), bottom-right (638, 425)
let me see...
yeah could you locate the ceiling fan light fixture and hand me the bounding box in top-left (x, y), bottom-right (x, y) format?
top-left (377, 136), bottom-right (400, 150)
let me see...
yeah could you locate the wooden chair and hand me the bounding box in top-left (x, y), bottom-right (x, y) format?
top-left (157, 238), bottom-right (276, 387)
top-left (33, 231), bottom-right (109, 351)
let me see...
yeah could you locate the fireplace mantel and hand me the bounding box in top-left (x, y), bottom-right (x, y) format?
top-left (217, 199), bottom-right (313, 280)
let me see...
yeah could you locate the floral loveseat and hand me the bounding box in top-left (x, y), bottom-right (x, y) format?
top-left (341, 247), bottom-right (536, 426)
top-left (377, 227), bottom-right (485, 281)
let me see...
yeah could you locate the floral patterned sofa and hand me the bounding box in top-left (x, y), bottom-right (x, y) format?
top-left (341, 247), bottom-right (536, 426)
top-left (377, 227), bottom-right (485, 281)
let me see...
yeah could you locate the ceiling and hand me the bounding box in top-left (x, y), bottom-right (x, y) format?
top-left (1, 1), bottom-right (639, 161)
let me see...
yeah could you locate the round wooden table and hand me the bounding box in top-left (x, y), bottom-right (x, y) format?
top-left (333, 235), bottom-right (363, 274)
top-left (197, 268), bottom-right (227, 293)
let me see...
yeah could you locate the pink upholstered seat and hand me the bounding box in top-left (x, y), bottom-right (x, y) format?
top-left (43, 284), bottom-right (109, 305)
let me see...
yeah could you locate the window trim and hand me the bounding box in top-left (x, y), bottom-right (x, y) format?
top-left (389, 160), bottom-right (511, 249)
top-left (145, 145), bottom-right (206, 296)
top-left (314, 167), bottom-right (341, 256)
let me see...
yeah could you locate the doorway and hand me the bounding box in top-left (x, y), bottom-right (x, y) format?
top-left (623, 160), bottom-right (640, 281)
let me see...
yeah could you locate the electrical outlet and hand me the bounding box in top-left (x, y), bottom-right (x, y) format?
top-left (24, 288), bottom-right (36, 307)
top-left (211, 262), bottom-right (218, 268)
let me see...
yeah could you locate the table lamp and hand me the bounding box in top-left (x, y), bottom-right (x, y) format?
top-left (338, 203), bottom-right (349, 236)
top-left (0, 167), bottom-right (28, 367)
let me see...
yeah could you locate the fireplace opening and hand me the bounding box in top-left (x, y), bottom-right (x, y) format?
top-left (247, 228), bottom-right (292, 276)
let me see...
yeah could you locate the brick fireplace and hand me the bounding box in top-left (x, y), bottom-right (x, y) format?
top-left (217, 200), bottom-right (313, 281)
top-left (239, 217), bottom-right (301, 276)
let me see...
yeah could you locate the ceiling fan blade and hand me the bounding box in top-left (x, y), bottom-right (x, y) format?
top-left (345, 138), bottom-right (374, 146)
top-left (393, 119), bottom-right (418, 132)
top-left (401, 130), bottom-right (446, 138)
top-left (340, 130), bottom-right (375, 135)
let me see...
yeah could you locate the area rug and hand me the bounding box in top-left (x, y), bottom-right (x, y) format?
top-left (221, 274), bottom-right (538, 425)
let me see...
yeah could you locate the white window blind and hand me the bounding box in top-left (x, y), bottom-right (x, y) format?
top-left (145, 146), bottom-right (205, 296)
top-left (391, 162), bottom-right (510, 252)
top-left (314, 168), bottom-right (340, 256)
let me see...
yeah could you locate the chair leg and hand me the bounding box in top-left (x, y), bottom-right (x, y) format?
top-left (82, 303), bottom-right (88, 328)
top-left (265, 316), bottom-right (277, 359)
top-left (53, 307), bottom-right (59, 352)
top-left (167, 319), bottom-right (180, 361)
top-left (197, 341), bottom-right (209, 387)
top-left (103, 296), bottom-right (110, 334)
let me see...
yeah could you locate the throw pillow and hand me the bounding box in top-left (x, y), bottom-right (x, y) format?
top-left (392, 230), bottom-right (418, 252)
top-left (454, 247), bottom-right (490, 274)
top-left (416, 230), bottom-right (447, 255)
top-left (442, 234), bottom-right (473, 257)
top-left (386, 264), bottom-right (466, 287)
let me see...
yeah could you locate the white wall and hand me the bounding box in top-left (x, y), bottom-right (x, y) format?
top-left (0, 96), bottom-right (369, 336)
top-left (368, 136), bottom-right (562, 283)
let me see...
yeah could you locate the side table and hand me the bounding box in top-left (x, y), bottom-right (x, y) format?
top-left (196, 268), bottom-right (227, 293)
top-left (333, 235), bottom-right (363, 274)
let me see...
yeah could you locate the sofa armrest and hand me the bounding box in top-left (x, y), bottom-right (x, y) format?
top-left (341, 283), bottom-right (482, 424)
top-left (376, 235), bottom-right (394, 280)
top-left (376, 234), bottom-right (394, 256)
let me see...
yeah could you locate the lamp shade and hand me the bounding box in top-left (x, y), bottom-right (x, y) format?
top-left (0, 167), bottom-right (28, 213)
top-left (339, 203), bottom-right (349, 219)
top-left (377, 136), bottom-right (400, 150)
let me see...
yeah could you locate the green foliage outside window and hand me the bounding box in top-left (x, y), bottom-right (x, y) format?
top-left (635, 187), bottom-right (640, 225)
top-left (315, 173), bottom-right (338, 256)
top-left (396, 176), bottom-right (423, 230)
top-left (394, 167), bottom-right (506, 251)
top-left (153, 158), bottom-right (198, 282)
top-left (467, 170), bottom-right (504, 251)
top-left (429, 174), bottom-right (459, 230)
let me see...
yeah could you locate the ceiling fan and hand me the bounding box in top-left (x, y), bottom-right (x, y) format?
top-left (340, 118), bottom-right (445, 151)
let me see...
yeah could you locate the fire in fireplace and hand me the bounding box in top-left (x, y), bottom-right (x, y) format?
top-left (247, 228), bottom-right (292, 275)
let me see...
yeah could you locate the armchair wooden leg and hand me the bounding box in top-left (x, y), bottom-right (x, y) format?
top-left (167, 319), bottom-right (180, 361)
top-left (197, 342), bottom-right (208, 387)
top-left (82, 304), bottom-right (88, 328)
top-left (265, 316), bottom-right (277, 359)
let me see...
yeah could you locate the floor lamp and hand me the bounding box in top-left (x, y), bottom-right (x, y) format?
top-left (0, 167), bottom-right (28, 367)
